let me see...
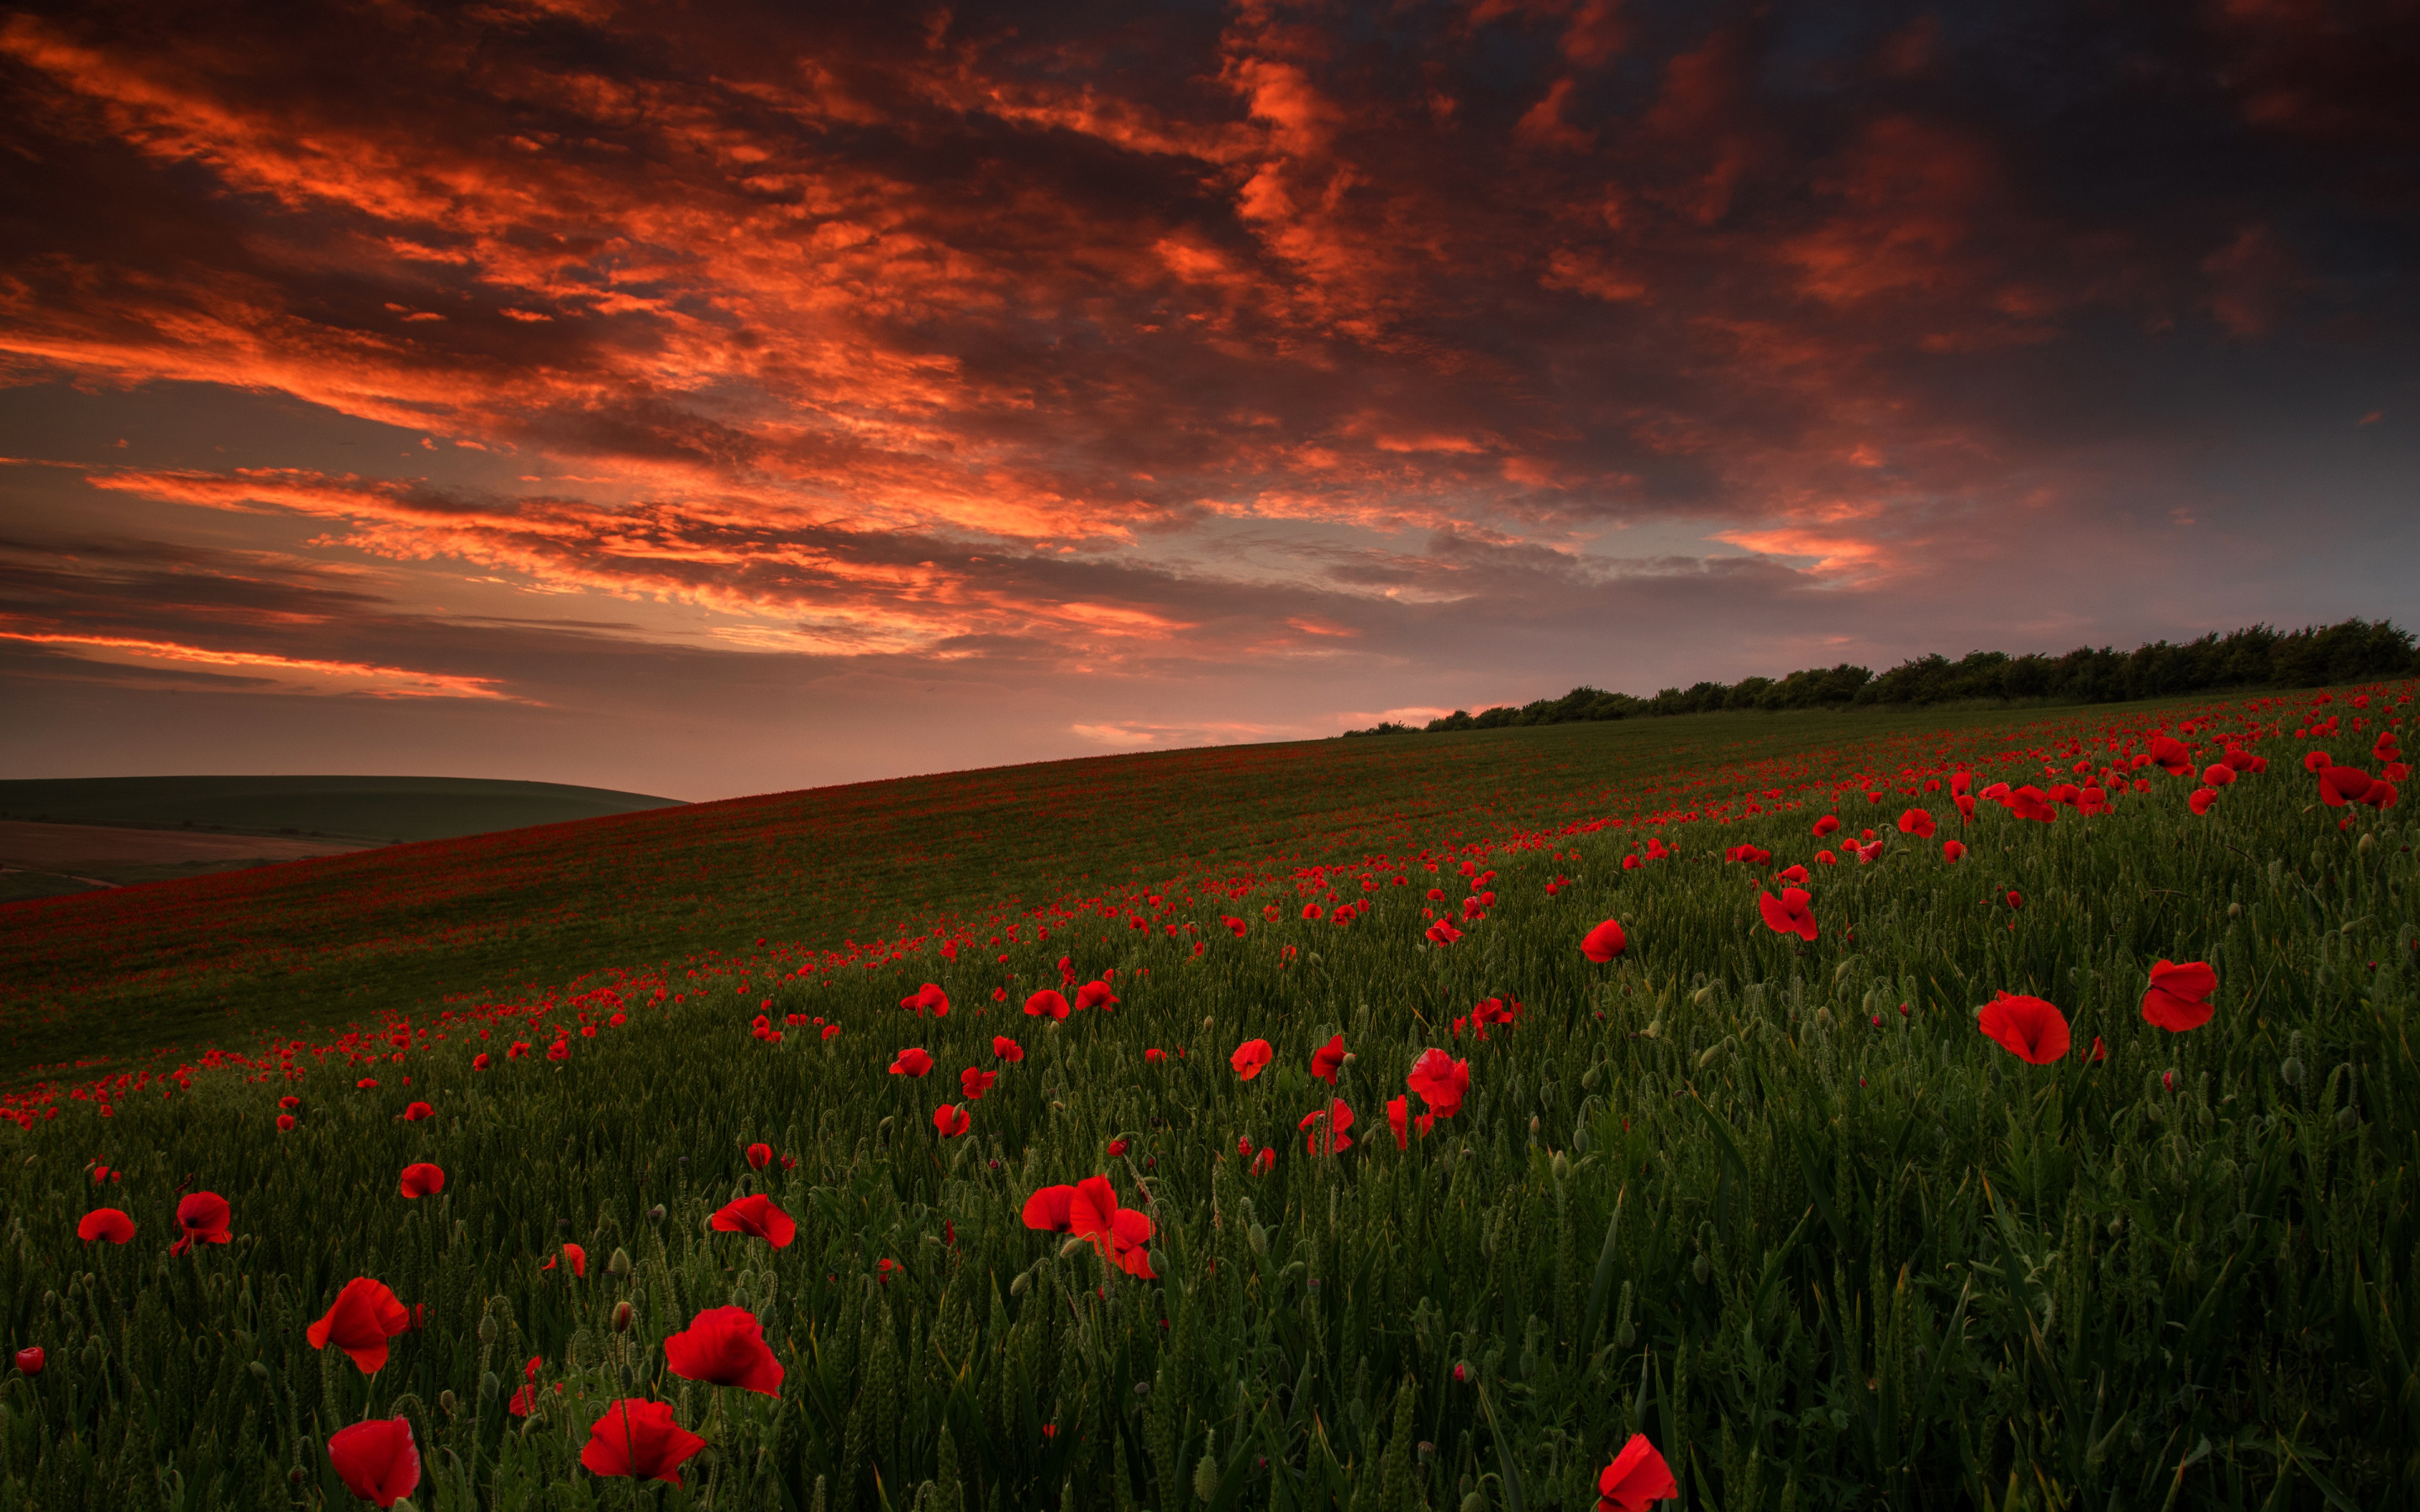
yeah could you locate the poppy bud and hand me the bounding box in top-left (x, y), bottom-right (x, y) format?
top-left (1551, 1152), bottom-right (1570, 1183)
top-left (13, 1347), bottom-right (40, 1376)
top-left (2338, 1105), bottom-right (2359, 1131)
top-left (646, 1205), bottom-right (666, 1223)
top-left (81, 1341), bottom-right (99, 1372)
top-left (1247, 1223), bottom-right (1268, 1256)
top-left (1452, 1361), bottom-right (1470, 1383)
top-left (290, 1467), bottom-right (306, 1487)
top-left (1193, 1452), bottom-right (1221, 1502)
top-left (1010, 1272), bottom-right (1030, 1297)
top-left (250, 1359), bottom-right (270, 1383)
top-left (608, 1247), bottom-right (632, 1279)
top-left (477, 1315), bottom-right (497, 1344)
top-left (439, 1389), bottom-right (459, 1420)
top-left (1135, 1380), bottom-right (1151, 1398)
top-left (1418, 1442), bottom-right (1434, 1462)
top-left (2107, 1213), bottom-right (2124, 1238)
top-left (1692, 1252), bottom-right (1711, 1284)
top-left (2228, 901), bottom-right (2243, 918)
top-left (1463, 1494), bottom-right (1488, 1512)
top-left (613, 1300), bottom-right (634, 1334)
top-left (2281, 1057), bottom-right (2305, 1086)
top-left (479, 1371), bottom-right (499, 1401)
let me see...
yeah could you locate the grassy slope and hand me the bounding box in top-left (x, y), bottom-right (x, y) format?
top-left (4, 702), bottom-right (2170, 1075)
top-left (0, 685), bottom-right (2410, 1509)
top-left (0, 774), bottom-right (683, 843)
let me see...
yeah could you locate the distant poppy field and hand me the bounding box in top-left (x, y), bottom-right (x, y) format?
top-left (1, 686), bottom-right (2415, 1509)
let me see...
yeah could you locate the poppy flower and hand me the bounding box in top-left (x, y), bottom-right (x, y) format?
top-left (2317, 765), bottom-right (2376, 806)
top-left (2006, 890), bottom-right (2023, 911)
top-left (1977, 992), bottom-right (2070, 1064)
top-left (820, 1023), bottom-right (841, 1041)
top-left (709, 1194), bottom-right (797, 1247)
top-left (1385, 1095), bottom-right (1414, 1149)
top-left (1074, 979), bottom-right (1120, 1012)
top-left (401, 1101), bottom-right (434, 1122)
top-left (278, 1095), bottom-right (302, 1110)
top-left (1813, 849), bottom-right (1837, 865)
top-left (992, 1036), bottom-right (1024, 1062)
top-left (960, 1067), bottom-right (997, 1100)
top-left (2141, 959), bottom-right (2217, 1032)
top-left (934, 1104), bottom-right (971, 1137)
top-left (542, 1242), bottom-right (587, 1278)
top-left (581, 1399), bottom-right (708, 1486)
top-left (1407, 1048), bottom-right (1470, 1118)
top-left (1595, 1434), bottom-right (1678, 1512)
top-left (1581, 918), bottom-right (1628, 963)
top-left (1250, 1147), bottom-right (1276, 1176)
top-left (740, 1142), bottom-right (771, 1171)
top-left (308, 1277), bottom-right (413, 1373)
top-left (1776, 864), bottom-right (1810, 884)
top-left (508, 1356), bottom-right (541, 1415)
top-left (1231, 1039), bottom-right (1274, 1080)
top-left (663, 1305), bottom-right (784, 1397)
top-left (900, 983), bottom-right (950, 1017)
top-left (1757, 888), bottom-right (1818, 942)
top-left (13, 1347), bottom-right (39, 1376)
top-left (1107, 1138), bottom-right (1128, 1158)
top-left (1023, 990), bottom-right (1071, 1021)
top-left (1144, 1047), bottom-right (1166, 1063)
top-left (2188, 787), bottom-right (2219, 816)
top-left (2149, 735), bottom-right (2192, 775)
top-left (1941, 841), bottom-right (1967, 863)
top-left (1812, 815), bottom-right (1840, 837)
top-left (2202, 764), bottom-right (2236, 788)
top-left (1222, 916), bottom-right (1247, 937)
top-left (1021, 1174), bottom-right (1155, 1278)
top-left (1897, 808), bottom-right (1936, 838)
top-left (2089, 1036), bottom-right (2107, 1063)
top-left (1310, 1033), bottom-right (1346, 1084)
top-left (171, 1192), bottom-right (231, 1256)
top-left (889, 1047), bottom-right (934, 1078)
top-left (276, 1113), bottom-right (297, 1131)
top-left (328, 1416), bottom-right (419, 1509)
top-left (1424, 919), bottom-right (1463, 946)
top-left (2304, 749), bottom-right (2333, 773)
top-left (78, 1208), bottom-right (135, 1244)
top-left (398, 1163), bottom-right (445, 1199)
top-left (1300, 1099), bottom-right (1355, 1155)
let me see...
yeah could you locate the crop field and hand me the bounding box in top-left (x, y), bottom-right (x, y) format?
top-left (0, 686), bottom-right (2414, 1509)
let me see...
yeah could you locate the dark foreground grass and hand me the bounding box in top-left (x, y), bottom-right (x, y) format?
top-left (0, 690), bottom-right (2413, 1509)
top-left (3, 699), bottom-right (2249, 1076)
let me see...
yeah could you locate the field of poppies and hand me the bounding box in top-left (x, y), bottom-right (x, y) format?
top-left (2, 685), bottom-right (2414, 1509)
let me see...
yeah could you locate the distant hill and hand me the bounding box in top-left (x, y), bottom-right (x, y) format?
top-left (0, 775), bottom-right (686, 843)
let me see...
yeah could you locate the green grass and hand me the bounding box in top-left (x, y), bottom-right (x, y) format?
top-left (0, 689), bottom-right (2413, 1509)
top-left (3, 701), bottom-right (2225, 1076)
top-left (0, 775), bottom-right (684, 844)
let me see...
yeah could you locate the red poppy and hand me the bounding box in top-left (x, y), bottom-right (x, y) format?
top-left (1407, 1048), bottom-right (1470, 1117)
top-left (1758, 888), bottom-right (1818, 942)
top-left (1231, 1039), bottom-right (1274, 1079)
top-left (889, 1047), bottom-right (934, 1078)
top-left (2089, 1036), bottom-right (2107, 1063)
top-left (1776, 864), bottom-right (1810, 884)
top-left (1581, 918), bottom-right (1628, 963)
top-left (2006, 890), bottom-right (2023, 911)
top-left (278, 1095), bottom-right (302, 1110)
top-left (2140, 959), bottom-right (2217, 1032)
top-left (2202, 764), bottom-right (2236, 788)
top-left (508, 1356), bottom-right (540, 1415)
top-left (1814, 849), bottom-right (1838, 866)
top-left (276, 1113), bottom-right (297, 1131)
top-left (2188, 787), bottom-right (2218, 816)
top-left (934, 1103), bottom-right (971, 1137)
top-left (1385, 1095), bottom-right (1418, 1148)
top-left (79, 1207), bottom-right (135, 1243)
top-left (1250, 1147), bottom-right (1276, 1176)
top-left (1107, 1138), bottom-right (1128, 1158)
top-left (328, 1416), bottom-right (419, 1509)
top-left (992, 1036), bottom-right (1025, 1063)
top-left (398, 1163), bottom-right (445, 1199)
top-left (1310, 1033), bottom-right (1346, 1085)
top-left (1074, 979), bottom-right (1120, 1012)
top-left (308, 1277), bottom-right (413, 1373)
top-left (1941, 841), bottom-right (1967, 862)
top-left (171, 1192), bottom-right (231, 1256)
top-left (819, 1023), bottom-right (841, 1041)
top-left (1222, 916), bottom-right (1247, 937)
top-left (402, 1101), bottom-right (434, 1122)
top-left (1595, 1434), bottom-right (1677, 1512)
top-left (13, 1347), bottom-right (39, 1376)
top-left (1300, 1099), bottom-right (1355, 1155)
top-left (663, 1305), bottom-right (784, 1397)
top-left (1424, 919), bottom-right (1464, 945)
top-left (2304, 749), bottom-right (2333, 773)
top-left (709, 1194), bottom-right (797, 1247)
top-left (2317, 765), bottom-right (2376, 806)
top-left (900, 983), bottom-right (950, 1017)
top-left (2149, 735), bottom-right (2192, 775)
top-left (1812, 815), bottom-right (1840, 837)
top-left (1897, 808), bottom-right (1936, 837)
top-left (1977, 992), bottom-right (2070, 1063)
top-left (960, 1067), bottom-right (997, 1100)
top-left (1145, 1047), bottom-right (1167, 1063)
top-left (1021, 1174), bottom-right (1155, 1277)
top-left (1023, 990), bottom-right (1071, 1021)
top-left (581, 1399), bottom-right (708, 1486)
top-left (541, 1242), bottom-right (587, 1278)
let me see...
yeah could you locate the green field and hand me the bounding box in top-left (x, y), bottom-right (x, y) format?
top-left (0, 775), bottom-right (685, 844)
top-left (3, 702), bottom-right (2217, 1075)
top-left (0, 689), bottom-right (2412, 1509)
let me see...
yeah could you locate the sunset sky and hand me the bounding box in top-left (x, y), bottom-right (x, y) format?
top-left (3, 1), bottom-right (2413, 801)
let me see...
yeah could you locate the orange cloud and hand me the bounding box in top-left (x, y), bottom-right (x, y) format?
top-left (0, 630), bottom-right (514, 699)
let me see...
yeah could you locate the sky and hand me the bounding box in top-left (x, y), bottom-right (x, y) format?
top-left (2, 0), bottom-right (2414, 802)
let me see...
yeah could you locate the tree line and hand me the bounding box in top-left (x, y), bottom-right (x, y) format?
top-left (1341, 617), bottom-right (2417, 737)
